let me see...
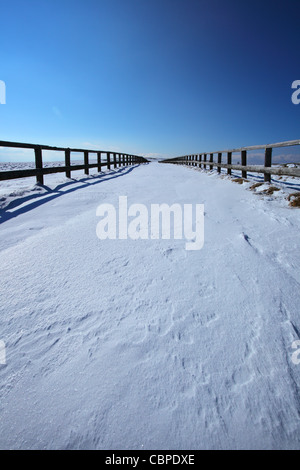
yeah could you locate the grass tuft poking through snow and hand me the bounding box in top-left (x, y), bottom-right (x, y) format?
top-left (288, 192), bottom-right (300, 208)
top-left (249, 182), bottom-right (264, 191)
top-left (263, 186), bottom-right (281, 196)
top-left (232, 178), bottom-right (248, 184)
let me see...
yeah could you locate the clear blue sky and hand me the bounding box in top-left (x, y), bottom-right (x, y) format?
top-left (0, 0), bottom-right (299, 160)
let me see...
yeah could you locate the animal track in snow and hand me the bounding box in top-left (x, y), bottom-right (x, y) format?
top-left (192, 310), bottom-right (219, 327)
top-left (232, 367), bottom-right (254, 387)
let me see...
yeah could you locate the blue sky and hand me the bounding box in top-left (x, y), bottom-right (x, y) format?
top-left (0, 0), bottom-right (299, 161)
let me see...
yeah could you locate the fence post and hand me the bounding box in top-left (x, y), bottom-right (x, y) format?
top-left (119, 154), bottom-right (122, 167)
top-left (264, 147), bottom-right (272, 183)
top-left (217, 153), bottom-right (222, 174)
top-left (34, 146), bottom-right (44, 185)
top-left (107, 152), bottom-right (111, 170)
top-left (65, 148), bottom-right (71, 178)
top-left (84, 151), bottom-right (89, 175)
top-left (204, 153), bottom-right (207, 170)
top-left (122, 154), bottom-right (125, 166)
top-left (113, 153), bottom-right (117, 169)
top-left (126, 154), bottom-right (129, 165)
top-left (97, 152), bottom-right (102, 172)
top-left (241, 150), bottom-right (247, 178)
top-left (210, 153), bottom-right (213, 170)
top-left (227, 152), bottom-right (232, 175)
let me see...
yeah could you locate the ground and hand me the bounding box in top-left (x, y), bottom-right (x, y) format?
top-left (0, 162), bottom-right (300, 449)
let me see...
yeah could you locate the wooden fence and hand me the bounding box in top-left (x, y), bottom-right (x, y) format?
top-left (160, 139), bottom-right (300, 181)
top-left (0, 140), bottom-right (148, 185)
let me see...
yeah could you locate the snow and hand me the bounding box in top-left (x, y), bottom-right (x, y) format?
top-left (0, 162), bottom-right (300, 450)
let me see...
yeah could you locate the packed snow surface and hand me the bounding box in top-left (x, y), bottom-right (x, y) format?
top-left (0, 162), bottom-right (300, 450)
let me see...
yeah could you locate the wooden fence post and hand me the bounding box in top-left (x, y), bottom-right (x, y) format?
top-left (84, 151), bottom-right (89, 175)
top-left (107, 152), bottom-right (111, 170)
top-left (34, 146), bottom-right (44, 185)
top-left (65, 148), bottom-right (71, 178)
top-left (264, 147), bottom-right (272, 183)
top-left (217, 153), bottom-right (222, 174)
top-left (241, 150), bottom-right (247, 178)
top-left (227, 152), bottom-right (232, 175)
top-left (119, 154), bottom-right (122, 167)
top-left (97, 152), bottom-right (102, 172)
top-left (210, 153), bottom-right (213, 170)
top-left (113, 153), bottom-right (117, 169)
top-left (122, 154), bottom-right (125, 166)
top-left (204, 154), bottom-right (207, 170)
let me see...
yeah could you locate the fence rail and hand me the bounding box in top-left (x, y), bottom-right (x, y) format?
top-left (0, 140), bottom-right (148, 185)
top-left (160, 139), bottom-right (300, 181)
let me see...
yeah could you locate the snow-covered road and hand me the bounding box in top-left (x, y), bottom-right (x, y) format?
top-left (0, 162), bottom-right (300, 449)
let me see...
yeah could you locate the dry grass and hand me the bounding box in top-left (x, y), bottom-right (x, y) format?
top-left (288, 192), bottom-right (300, 208)
top-left (263, 186), bottom-right (280, 195)
top-left (232, 178), bottom-right (248, 184)
top-left (249, 182), bottom-right (264, 190)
